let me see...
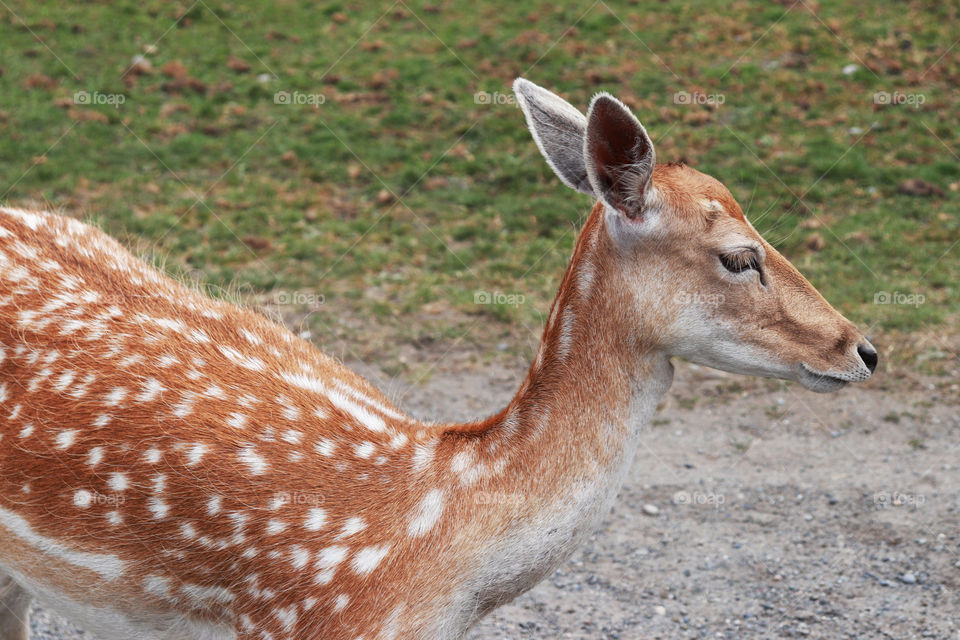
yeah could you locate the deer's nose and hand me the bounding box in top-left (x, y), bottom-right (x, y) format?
top-left (857, 342), bottom-right (878, 373)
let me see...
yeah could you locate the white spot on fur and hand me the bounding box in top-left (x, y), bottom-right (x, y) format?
top-left (265, 520), bottom-right (287, 535)
top-left (290, 545), bottom-right (311, 570)
top-left (315, 439), bottom-right (336, 457)
top-left (339, 516), bottom-right (366, 538)
top-left (107, 473), bottom-right (128, 492)
top-left (147, 497), bottom-right (169, 519)
top-left (274, 605), bottom-right (297, 631)
top-left (450, 450), bottom-right (472, 474)
top-left (351, 545), bottom-right (390, 575)
top-left (185, 443), bottom-right (207, 466)
top-left (104, 387), bottom-right (127, 407)
top-left (407, 489), bottom-right (445, 537)
top-left (144, 575), bottom-right (172, 600)
top-left (52, 370), bottom-right (76, 393)
top-left (73, 489), bottom-right (93, 508)
top-left (354, 441), bottom-right (375, 459)
top-left (181, 583), bottom-right (234, 604)
top-left (218, 345), bottom-right (266, 372)
top-left (136, 378), bottom-right (165, 402)
top-left (281, 429), bottom-right (302, 445)
top-left (314, 546), bottom-right (348, 585)
top-left (238, 446), bottom-right (268, 475)
top-left (226, 413), bottom-right (248, 429)
top-left (412, 441), bottom-right (436, 472)
top-left (304, 508), bottom-right (327, 531)
top-left (55, 429), bottom-right (78, 450)
top-left (88, 447), bottom-right (105, 467)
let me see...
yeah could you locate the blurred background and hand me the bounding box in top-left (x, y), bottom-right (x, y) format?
top-left (0, 0), bottom-right (956, 375)
top-left (1, 3), bottom-right (959, 639)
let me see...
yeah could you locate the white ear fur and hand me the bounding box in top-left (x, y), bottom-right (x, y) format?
top-left (513, 78), bottom-right (593, 197)
top-left (583, 92), bottom-right (656, 221)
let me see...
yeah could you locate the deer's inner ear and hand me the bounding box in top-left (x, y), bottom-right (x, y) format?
top-left (584, 94), bottom-right (655, 221)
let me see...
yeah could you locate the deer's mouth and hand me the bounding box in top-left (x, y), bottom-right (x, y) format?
top-left (798, 363), bottom-right (849, 393)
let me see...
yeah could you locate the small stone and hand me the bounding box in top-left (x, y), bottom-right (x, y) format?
top-left (654, 605), bottom-right (667, 616)
top-left (642, 504), bottom-right (660, 516)
top-left (899, 572), bottom-right (917, 584)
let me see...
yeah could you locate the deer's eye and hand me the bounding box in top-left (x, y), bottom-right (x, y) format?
top-left (719, 250), bottom-right (760, 274)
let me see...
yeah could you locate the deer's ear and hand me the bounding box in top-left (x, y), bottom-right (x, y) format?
top-left (584, 93), bottom-right (656, 220)
top-left (513, 78), bottom-right (593, 197)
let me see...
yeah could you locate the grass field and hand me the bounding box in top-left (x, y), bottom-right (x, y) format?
top-left (0, 0), bottom-right (957, 371)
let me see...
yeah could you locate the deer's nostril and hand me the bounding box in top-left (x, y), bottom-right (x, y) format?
top-left (857, 343), bottom-right (878, 373)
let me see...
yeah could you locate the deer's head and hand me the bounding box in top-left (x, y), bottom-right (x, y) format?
top-left (514, 78), bottom-right (876, 392)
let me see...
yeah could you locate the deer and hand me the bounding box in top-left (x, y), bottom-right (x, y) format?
top-left (0, 78), bottom-right (877, 640)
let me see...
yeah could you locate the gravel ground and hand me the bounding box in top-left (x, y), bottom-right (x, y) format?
top-left (25, 354), bottom-right (960, 639)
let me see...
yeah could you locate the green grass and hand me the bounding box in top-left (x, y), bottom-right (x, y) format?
top-left (0, 0), bottom-right (957, 361)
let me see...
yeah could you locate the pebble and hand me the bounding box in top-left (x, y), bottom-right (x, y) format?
top-left (642, 504), bottom-right (660, 516)
top-left (654, 605), bottom-right (667, 616)
top-left (899, 573), bottom-right (917, 584)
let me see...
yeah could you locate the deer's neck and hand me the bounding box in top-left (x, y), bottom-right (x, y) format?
top-left (442, 207), bottom-right (673, 620)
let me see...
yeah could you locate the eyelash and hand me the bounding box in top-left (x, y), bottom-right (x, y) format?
top-left (719, 251), bottom-right (763, 282)
top-left (719, 251), bottom-right (759, 273)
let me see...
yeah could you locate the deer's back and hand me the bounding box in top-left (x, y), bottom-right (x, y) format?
top-left (0, 208), bottom-right (448, 638)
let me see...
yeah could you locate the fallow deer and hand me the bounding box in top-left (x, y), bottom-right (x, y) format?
top-left (0, 78), bottom-right (876, 639)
